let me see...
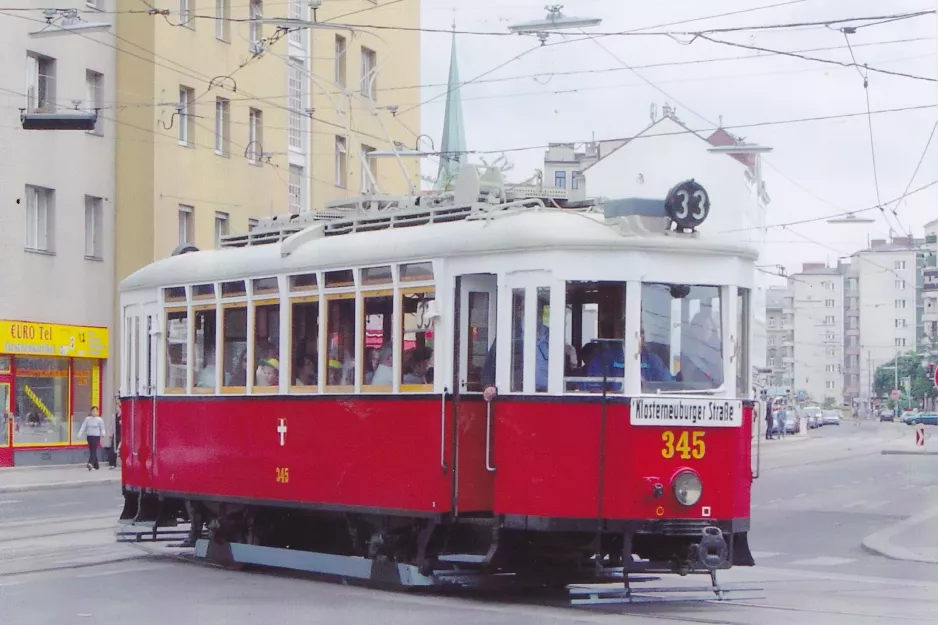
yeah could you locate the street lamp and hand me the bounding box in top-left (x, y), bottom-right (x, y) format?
top-left (507, 5), bottom-right (602, 45)
top-left (827, 213), bottom-right (875, 224)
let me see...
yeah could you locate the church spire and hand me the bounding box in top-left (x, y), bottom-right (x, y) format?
top-left (434, 27), bottom-right (467, 191)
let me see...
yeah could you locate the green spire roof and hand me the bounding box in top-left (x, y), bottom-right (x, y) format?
top-left (434, 30), bottom-right (467, 191)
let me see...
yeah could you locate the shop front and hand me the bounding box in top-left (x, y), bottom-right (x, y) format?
top-left (0, 320), bottom-right (108, 467)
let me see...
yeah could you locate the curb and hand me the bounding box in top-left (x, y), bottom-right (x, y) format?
top-left (0, 463), bottom-right (91, 473)
top-left (0, 477), bottom-right (121, 494)
top-left (882, 450), bottom-right (938, 455)
top-left (861, 506), bottom-right (938, 565)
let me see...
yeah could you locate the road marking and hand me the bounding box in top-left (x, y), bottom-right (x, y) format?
top-left (789, 556), bottom-right (856, 566)
top-left (793, 493), bottom-right (807, 498)
top-left (841, 500), bottom-right (868, 509)
top-left (0, 501), bottom-right (21, 506)
top-left (48, 502), bottom-right (80, 508)
top-left (750, 551), bottom-right (782, 559)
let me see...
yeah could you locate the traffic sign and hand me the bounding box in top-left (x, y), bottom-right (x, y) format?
top-left (916, 425), bottom-right (927, 447)
top-left (891, 389), bottom-right (900, 400)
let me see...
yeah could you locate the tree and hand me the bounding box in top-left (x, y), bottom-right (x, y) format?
top-left (822, 396), bottom-right (836, 409)
top-left (873, 352), bottom-right (937, 408)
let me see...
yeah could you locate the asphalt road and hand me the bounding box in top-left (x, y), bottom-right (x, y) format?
top-left (1, 422), bottom-right (936, 624)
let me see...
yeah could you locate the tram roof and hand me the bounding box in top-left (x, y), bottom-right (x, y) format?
top-left (120, 209), bottom-right (759, 292)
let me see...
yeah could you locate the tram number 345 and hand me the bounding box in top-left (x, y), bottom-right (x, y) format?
top-left (661, 431), bottom-right (706, 460)
top-left (276, 467), bottom-right (290, 483)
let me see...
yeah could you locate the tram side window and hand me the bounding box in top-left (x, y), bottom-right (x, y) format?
top-left (401, 290), bottom-right (434, 390)
top-left (325, 297), bottom-right (355, 388)
top-left (510, 289), bottom-right (524, 392)
top-left (362, 292), bottom-right (393, 388)
top-left (641, 283), bottom-right (721, 394)
top-left (291, 299), bottom-right (319, 387)
top-left (222, 307), bottom-right (248, 388)
top-left (165, 309), bottom-right (188, 391)
top-left (467, 292), bottom-right (493, 392)
top-left (254, 302), bottom-right (280, 389)
top-left (737, 288), bottom-right (751, 396)
top-left (563, 281), bottom-right (626, 393)
top-left (193, 308), bottom-right (218, 389)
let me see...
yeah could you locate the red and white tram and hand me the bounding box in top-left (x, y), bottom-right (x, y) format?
top-left (117, 170), bottom-right (761, 597)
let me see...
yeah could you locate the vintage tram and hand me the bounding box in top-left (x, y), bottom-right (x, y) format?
top-left (117, 167), bottom-right (760, 598)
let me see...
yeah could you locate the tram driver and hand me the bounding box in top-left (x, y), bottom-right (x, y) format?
top-left (583, 324), bottom-right (672, 392)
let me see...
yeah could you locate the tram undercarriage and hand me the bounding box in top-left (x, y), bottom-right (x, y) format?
top-left (119, 489), bottom-right (759, 602)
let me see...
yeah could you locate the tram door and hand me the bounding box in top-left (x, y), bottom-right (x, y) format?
top-left (453, 273), bottom-right (497, 513)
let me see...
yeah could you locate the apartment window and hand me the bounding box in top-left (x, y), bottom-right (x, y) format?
top-left (288, 165), bottom-right (302, 214)
top-left (248, 218), bottom-right (259, 231)
top-left (895, 279), bottom-right (906, 289)
top-left (768, 337), bottom-right (775, 346)
top-left (895, 299), bottom-right (907, 309)
top-left (824, 315), bottom-right (835, 325)
top-left (178, 86), bottom-right (194, 145)
top-left (334, 35), bottom-right (347, 87)
top-left (289, 0), bottom-right (305, 46)
top-left (572, 172), bottom-right (580, 190)
top-left (769, 317), bottom-right (776, 328)
top-left (215, 97), bottom-right (230, 156)
top-left (360, 46), bottom-right (377, 99)
top-left (769, 358), bottom-right (776, 367)
top-left (895, 260), bottom-right (906, 270)
top-left (214, 212), bottom-right (229, 247)
top-left (334, 135), bottom-right (347, 187)
top-left (849, 317), bottom-right (857, 329)
top-left (178, 205), bottom-right (194, 245)
top-left (288, 62), bottom-right (304, 151)
top-left (180, 0), bottom-right (194, 27)
top-left (825, 299), bottom-right (835, 308)
top-left (847, 335), bottom-right (858, 347)
top-left (896, 337), bottom-right (907, 348)
top-left (84, 195), bottom-right (103, 259)
top-left (895, 318), bottom-right (908, 328)
top-left (826, 347), bottom-right (836, 357)
top-left (249, 0), bottom-right (263, 47)
top-left (825, 365), bottom-right (836, 373)
top-left (360, 145), bottom-right (377, 193)
top-left (825, 331), bottom-right (835, 341)
top-left (554, 171), bottom-right (566, 189)
top-left (26, 53), bottom-right (56, 112)
top-left (24, 185), bottom-right (55, 252)
top-left (248, 108), bottom-right (263, 164)
top-left (215, 0), bottom-right (230, 41)
top-left (85, 70), bottom-right (103, 135)
top-left (825, 381), bottom-right (835, 390)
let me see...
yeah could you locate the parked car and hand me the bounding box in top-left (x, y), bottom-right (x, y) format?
top-left (904, 413), bottom-right (938, 426)
top-left (784, 414), bottom-right (799, 434)
top-left (879, 411), bottom-right (895, 422)
top-left (821, 410), bottom-right (841, 426)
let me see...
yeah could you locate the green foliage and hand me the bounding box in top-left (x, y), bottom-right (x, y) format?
top-left (873, 352), bottom-right (937, 406)
top-left (822, 396), bottom-right (837, 409)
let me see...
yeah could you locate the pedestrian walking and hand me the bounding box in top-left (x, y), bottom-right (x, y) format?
top-left (77, 406), bottom-right (106, 471)
top-left (765, 402), bottom-right (773, 440)
top-left (775, 409), bottom-right (786, 440)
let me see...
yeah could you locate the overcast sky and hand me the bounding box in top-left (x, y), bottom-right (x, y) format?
top-left (409, 0), bottom-right (937, 281)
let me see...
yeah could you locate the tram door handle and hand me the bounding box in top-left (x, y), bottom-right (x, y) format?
top-left (485, 402), bottom-right (496, 472)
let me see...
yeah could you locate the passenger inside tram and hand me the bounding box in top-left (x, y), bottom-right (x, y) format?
top-left (403, 347), bottom-right (433, 384)
top-left (678, 309), bottom-right (723, 387)
top-left (195, 346), bottom-right (217, 388)
top-left (293, 354), bottom-right (316, 386)
top-left (370, 345), bottom-right (393, 385)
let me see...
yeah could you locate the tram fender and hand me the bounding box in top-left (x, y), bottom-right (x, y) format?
top-left (731, 531), bottom-right (755, 567)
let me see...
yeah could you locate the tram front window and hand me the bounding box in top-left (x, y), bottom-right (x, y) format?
top-left (641, 283), bottom-right (723, 394)
top-left (563, 281), bottom-right (627, 393)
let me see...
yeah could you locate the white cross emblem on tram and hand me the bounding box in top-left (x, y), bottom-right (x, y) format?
top-left (277, 418), bottom-right (287, 446)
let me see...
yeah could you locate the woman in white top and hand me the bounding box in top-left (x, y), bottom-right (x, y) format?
top-left (77, 406), bottom-right (106, 471)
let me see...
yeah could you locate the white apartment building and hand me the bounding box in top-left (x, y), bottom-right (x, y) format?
top-left (841, 259), bottom-right (862, 407)
top-left (789, 265), bottom-right (845, 404)
top-left (0, 11), bottom-right (116, 464)
top-left (853, 238), bottom-right (922, 408)
top-left (765, 286), bottom-right (791, 390)
top-left (922, 219), bottom-right (938, 359)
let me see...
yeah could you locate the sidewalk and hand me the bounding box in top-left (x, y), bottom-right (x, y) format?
top-left (0, 464), bottom-right (121, 494)
top-left (862, 505), bottom-right (938, 564)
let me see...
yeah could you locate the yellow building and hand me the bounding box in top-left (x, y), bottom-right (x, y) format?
top-left (307, 1), bottom-right (422, 206)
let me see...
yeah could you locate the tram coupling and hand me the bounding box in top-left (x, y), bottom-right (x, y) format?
top-left (691, 526), bottom-right (729, 571)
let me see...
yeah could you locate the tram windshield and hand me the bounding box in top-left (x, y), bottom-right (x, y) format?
top-left (641, 283), bottom-right (723, 394)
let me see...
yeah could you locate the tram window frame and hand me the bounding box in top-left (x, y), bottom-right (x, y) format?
top-left (509, 288), bottom-right (524, 393)
top-left (324, 269), bottom-right (355, 289)
top-left (323, 292), bottom-right (356, 393)
top-left (289, 272), bottom-right (317, 293)
top-left (164, 286), bottom-right (186, 304)
top-left (561, 281), bottom-right (628, 394)
top-left (221, 302), bottom-right (248, 393)
top-left (399, 261), bottom-right (433, 283)
top-left (252, 276), bottom-right (279, 297)
top-left (640, 282), bottom-right (724, 395)
top-left (400, 286), bottom-right (435, 393)
top-left (192, 302), bottom-right (219, 394)
top-left (736, 287), bottom-right (750, 397)
top-left (360, 267), bottom-right (394, 392)
top-left (252, 295), bottom-right (282, 394)
top-left (221, 280), bottom-right (247, 298)
top-left (192, 283), bottom-right (215, 301)
top-left (164, 306), bottom-right (189, 394)
top-left (289, 293), bottom-right (320, 393)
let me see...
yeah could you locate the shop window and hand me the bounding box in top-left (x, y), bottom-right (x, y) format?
top-left (510, 289), bottom-right (524, 392)
top-left (165, 309), bottom-right (188, 391)
top-left (221, 280), bottom-right (246, 298)
top-left (193, 307), bottom-right (218, 391)
top-left (14, 356), bottom-right (69, 445)
top-left (362, 291), bottom-right (393, 389)
top-left (222, 306), bottom-right (248, 389)
top-left (0, 356), bottom-right (10, 373)
top-left (71, 359), bottom-right (94, 442)
top-left (401, 289), bottom-right (434, 390)
top-left (289, 273), bottom-right (317, 292)
top-left (325, 296), bottom-right (355, 390)
top-left (290, 298), bottom-right (319, 388)
top-left (563, 281), bottom-right (627, 393)
top-left (399, 261), bottom-right (433, 283)
top-left (0, 384), bottom-right (9, 446)
top-left (253, 301), bottom-right (280, 390)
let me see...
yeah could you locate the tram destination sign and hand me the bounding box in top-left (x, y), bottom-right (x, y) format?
top-left (630, 397), bottom-right (744, 428)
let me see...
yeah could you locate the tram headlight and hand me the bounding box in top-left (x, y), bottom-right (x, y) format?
top-left (672, 471), bottom-right (703, 507)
